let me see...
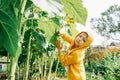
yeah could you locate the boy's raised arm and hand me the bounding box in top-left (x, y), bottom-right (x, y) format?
top-left (59, 29), bottom-right (74, 44)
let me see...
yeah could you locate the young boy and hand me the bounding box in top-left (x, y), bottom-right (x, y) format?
top-left (56, 30), bottom-right (93, 80)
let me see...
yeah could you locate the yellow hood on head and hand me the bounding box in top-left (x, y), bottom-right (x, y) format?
top-left (76, 31), bottom-right (93, 49)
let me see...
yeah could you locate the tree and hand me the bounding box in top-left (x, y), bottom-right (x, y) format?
top-left (90, 5), bottom-right (120, 41)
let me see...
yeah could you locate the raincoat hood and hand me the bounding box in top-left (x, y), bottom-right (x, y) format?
top-left (70, 31), bottom-right (93, 50)
top-left (76, 31), bottom-right (93, 48)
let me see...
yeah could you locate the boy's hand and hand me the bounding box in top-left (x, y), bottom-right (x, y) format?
top-left (59, 27), bottom-right (67, 35)
top-left (56, 40), bottom-right (63, 54)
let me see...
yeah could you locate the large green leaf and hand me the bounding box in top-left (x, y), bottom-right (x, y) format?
top-left (0, 0), bottom-right (11, 9)
top-left (39, 17), bottom-right (60, 42)
top-left (31, 0), bottom-right (87, 44)
top-left (67, 24), bottom-right (79, 37)
top-left (0, 0), bottom-right (18, 57)
top-left (61, 0), bottom-right (87, 25)
top-left (49, 31), bottom-right (59, 45)
top-left (33, 31), bottom-right (46, 48)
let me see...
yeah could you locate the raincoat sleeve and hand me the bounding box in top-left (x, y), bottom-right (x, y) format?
top-left (60, 33), bottom-right (74, 44)
top-left (59, 50), bottom-right (85, 66)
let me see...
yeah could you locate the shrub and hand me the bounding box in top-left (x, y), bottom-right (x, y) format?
top-left (85, 52), bottom-right (120, 80)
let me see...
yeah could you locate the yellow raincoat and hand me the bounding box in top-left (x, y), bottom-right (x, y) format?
top-left (59, 31), bottom-right (93, 80)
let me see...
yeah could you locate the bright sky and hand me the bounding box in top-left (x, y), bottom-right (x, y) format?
top-left (81, 0), bottom-right (120, 46)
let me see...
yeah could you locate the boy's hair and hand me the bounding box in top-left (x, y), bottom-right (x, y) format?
top-left (76, 31), bottom-right (88, 39)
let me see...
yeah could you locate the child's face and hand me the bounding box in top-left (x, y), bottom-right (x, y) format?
top-left (75, 32), bottom-right (88, 47)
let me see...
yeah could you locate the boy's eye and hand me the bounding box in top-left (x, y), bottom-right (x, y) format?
top-left (83, 39), bottom-right (85, 42)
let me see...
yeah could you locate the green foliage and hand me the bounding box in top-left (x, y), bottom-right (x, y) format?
top-left (18, 29), bottom-right (47, 65)
top-left (32, 0), bottom-right (88, 42)
top-left (18, 53), bottom-right (27, 65)
top-left (0, 47), bottom-right (7, 56)
top-left (67, 24), bottom-right (79, 37)
top-left (26, 19), bottom-right (38, 28)
top-left (86, 71), bottom-right (104, 80)
top-left (85, 53), bottom-right (120, 80)
top-left (50, 30), bottom-right (59, 46)
top-left (25, 0), bottom-right (33, 10)
top-left (91, 5), bottom-right (120, 40)
top-left (0, 0), bottom-right (19, 57)
top-left (0, 0), bottom-right (11, 9)
top-left (0, 0), bottom-right (88, 79)
top-left (39, 16), bottom-right (61, 41)
top-left (51, 17), bottom-right (61, 26)
top-left (60, 0), bottom-right (87, 25)
top-left (33, 31), bottom-right (46, 48)
top-left (38, 11), bottom-right (48, 17)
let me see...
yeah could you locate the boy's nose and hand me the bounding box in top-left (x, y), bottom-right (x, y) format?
top-left (78, 38), bottom-right (82, 42)
top-left (79, 38), bottom-right (82, 41)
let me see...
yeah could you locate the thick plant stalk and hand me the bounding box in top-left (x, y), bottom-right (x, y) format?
top-left (40, 57), bottom-right (44, 80)
top-left (54, 58), bottom-right (59, 80)
top-left (9, 57), bottom-right (16, 80)
top-left (7, 54), bottom-right (9, 76)
top-left (37, 58), bottom-right (41, 80)
top-left (9, 0), bottom-right (27, 80)
top-left (18, 0), bottom-right (27, 33)
top-left (9, 47), bottom-right (21, 80)
top-left (24, 35), bottom-right (32, 80)
top-left (47, 52), bottom-right (55, 80)
top-left (43, 56), bottom-right (47, 79)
